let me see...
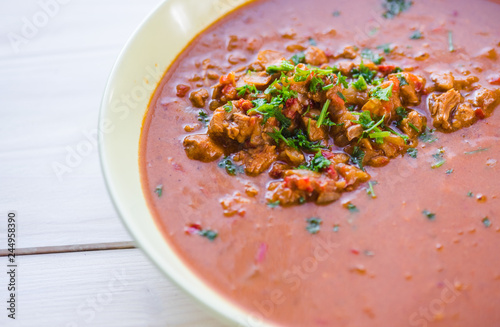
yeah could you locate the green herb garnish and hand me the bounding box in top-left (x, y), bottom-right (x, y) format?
top-left (154, 185), bottom-right (163, 197)
top-left (347, 203), bottom-right (359, 213)
top-left (419, 128), bottom-right (438, 143)
top-left (361, 49), bottom-right (384, 64)
top-left (370, 83), bottom-right (394, 101)
top-left (316, 99), bottom-right (331, 127)
top-left (407, 148), bottom-right (418, 158)
top-left (218, 156), bottom-right (242, 176)
top-left (431, 149), bottom-right (446, 169)
top-left (464, 147), bottom-right (489, 155)
top-left (223, 102), bottom-right (233, 112)
top-left (482, 217), bottom-right (492, 228)
top-left (382, 0), bottom-right (413, 19)
top-left (266, 60), bottom-right (295, 74)
top-left (300, 152), bottom-right (332, 172)
top-left (352, 75), bottom-right (368, 91)
top-left (291, 52), bottom-right (305, 65)
top-left (352, 146), bottom-right (366, 171)
top-left (367, 181), bottom-right (377, 198)
top-left (410, 30), bottom-right (423, 40)
top-left (267, 201), bottom-right (281, 208)
top-left (198, 110), bottom-right (210, 126)
top-left (448, 31), bottom-right (455, 52)
top-left (422, 210), bottom-right (436, 220)
top-left (236, 84), bottom-right (259, 97)
top-left (199, 229), bottom-right (218, 241)
top-left (306, 217), bottom-right (322, 234)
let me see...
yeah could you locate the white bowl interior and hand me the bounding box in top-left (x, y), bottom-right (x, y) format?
top-left (98, 0), bottom-right (267, 326)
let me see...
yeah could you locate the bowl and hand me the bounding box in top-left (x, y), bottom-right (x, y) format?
top-left (98, 0), bottom-right (263, 326)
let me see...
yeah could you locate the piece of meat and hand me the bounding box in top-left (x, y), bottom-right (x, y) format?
top-left (400, 110), bottom-right (427, 138)
top-left (302, 117), bottom-right (328, 142)
top-left (238, 145), bottom-right (278, 176)
top-left (431, 72), bottom-right (455, 91)
top-left (472, 88), bottom-right (500, 115)
top-left (337, 61), bottom-right (355, 75)
top-left (454, 75), bottom-right (479, 91)
top-left (242, 71), bottom-right (273, 88)
top-left (338, 46), bottom-right (357, 59)
top-left (398, 72), bottom-right (426, 105)
top-left (305, 46), bottom-right (328, 66)
top-left (346, 124), bottom-right (364, 141)
top-left (281, 147), bottom-right (305, 166)
top-left (429, 89), bottom-right (461, 131)
top-left (189, 89), bottom-right (209, 108)
top-left (208, 107), bottom-right (261, 144)
top-left (451, 103), bottom-right (477, 130)
top-left (183, 134), bottom-right (224, 162)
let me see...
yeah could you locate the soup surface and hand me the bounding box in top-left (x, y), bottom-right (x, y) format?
top-left (140, 0), bottom-right (500, 326)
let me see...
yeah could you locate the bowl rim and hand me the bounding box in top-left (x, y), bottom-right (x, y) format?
top-left (98, 1), bottom-right (271, 326)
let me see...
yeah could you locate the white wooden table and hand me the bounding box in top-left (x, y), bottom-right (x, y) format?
top-left (0, 1), bottom-right (226, 326)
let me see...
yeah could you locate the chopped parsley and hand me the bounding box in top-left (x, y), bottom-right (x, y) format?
top-left (422, 210), bottom-right (436, 220)
top-left (377, 43), bottom-right (393, 54)
top-left (351, 61), bottom-right (376, 83)
top-left (250, 97), bottom-right (292, 127)
top-left (306, 217), bottom-right (322, 234)
top-left (332, 10), bottom-right (341, 16)
top-left (335, 91), bottom-right (346, 102)
top-left (266, 60), bottom-right (295, 74)
top-left (336, 72), bottom-right (349, 88)
top-left (352, 75), bottom-right (368, 91)
top-left (267, 201), bottom-right (280, 208)
top-left (223, 102), bottom-right (233, 112)
top-left (367, 181), bottom-right (377, 198)
top-left (218, 156), bottom-right (242, 176)
top-left (482, 217), bottom-right (492, 228)
top-left (154, 185), bottom-right (163, 197)
top-left (464, 147), bottom-right (489, 155)
top-left (308, 37), bottom-right (317, 46)
top-left (347, 203), bottom-right (359, 213)
top-left (236, 84), bottom-right (259, 96)
top-left (300, 152), bottom-right (332, 172)
top-left (290, 52), bottom-right (305, 65)
top-left (198, 110), bottom-right (210, 126)
top-left (410, 30), bottom-right (423, 40)
top-left (407, 147), bottom-right (418, 158)
top-left (361, 49), bottom-right (384, 65)
top-left (397, 75), bottom-right (409, 86)
top-left (382, 0), bottom-right (414, 19)
top-left (316, 99), bottom-right (331, 127)
top-left (351, 146), bottom-right (366, 171)
top-left (199, 229), bottom-right (218, 241)
top-left (370, 83), bottom-right (394, 101)
top-left (431, 149), bottom-right (446, 169)
top-left (446, 169), bottom-right (454, 175)
top-left (419, 128), bottom-right (438, 143)
top-left (467, 191), bottom-right (474, 197)
top-left (310, 75), bottom-right (325, 92)
top-left (448, 31), bottom-right (455, 52)
top-left (333, 224), bottom-right (340, 232)
top-left (268, 128), bottom-right (325, 151)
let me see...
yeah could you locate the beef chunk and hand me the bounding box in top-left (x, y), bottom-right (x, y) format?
top-left (183, 134), bottom-right (224, 162)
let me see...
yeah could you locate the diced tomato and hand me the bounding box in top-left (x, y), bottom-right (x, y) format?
top-left (176, 84), bottom-right (190, 98)
top-left (378, 65), bottom-right (395, 75)
top-left (488, 75), bottom-right (500, 85)
top-left (321, 151), bottom-right (334, 159)
top-left (219, 72), bottom-right (236, 85)
top-left (351, 248), bottom-right (360, 255)
top-left (325, 165), bottom-right (338, 180)
top-left (185, 223), bottom-right (202, 235)
top-left (222, 84), bottom-right (237, 99)
top-left (234, 98), bottom-right (253, 111)
top-left (475, 108), bottom-right (486, 119)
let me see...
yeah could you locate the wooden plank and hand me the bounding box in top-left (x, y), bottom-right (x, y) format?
top-left (0, 0), bottom-right (163, 249)
top-left (0, 249), bottom-right (228, 327)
